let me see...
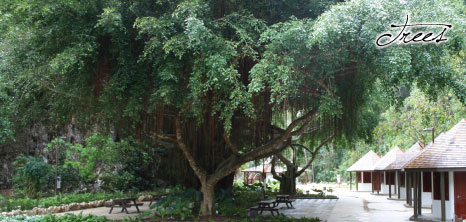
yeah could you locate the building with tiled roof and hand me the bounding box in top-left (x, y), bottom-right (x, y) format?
top-left (385, 142), bottom-right (424, 201)
top-left (404, 119), bottom-right (466, 221)
top-left (347, 150), bottom-right (381, 192)
top-left (373, 146), bottom-right (404, 197)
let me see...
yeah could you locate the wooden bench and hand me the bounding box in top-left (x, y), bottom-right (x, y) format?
top-left (249, 206), bottom-right (280, 216)
top-left (108, 198), bottom-right (143, 214)
top-left (275, 195), bottom-right (294, 208)
top-left (251, 200), bottom-right (280, 216)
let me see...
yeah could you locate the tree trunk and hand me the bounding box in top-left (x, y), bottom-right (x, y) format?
top-left (280, 170), bottom-right (296, 195)
top-left (201, 182), bottom-right (216, 215)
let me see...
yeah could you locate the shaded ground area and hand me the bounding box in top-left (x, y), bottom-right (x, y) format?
top-left (54, 188), bottom-right (431, 221)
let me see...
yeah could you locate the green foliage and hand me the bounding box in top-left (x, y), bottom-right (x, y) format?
top-left (62, 134), bottom-right (118, 183)
top-left (40, 213), bottom-right (108, 222)
top-left (1, 0), bottom-right (462, 146)
top-left (373, 88), bottom-right (466, 150)
top-left (217, 190), bottom-right (263, 218)
top-left (41, 133), bottom-right (156, 192)
top-left (12, 155), bottom-right (51, 198)
top-left (0, 192), bottom-right (125, 212)
top-left (152, 188), bottom-right (201, 221)
top-left (0, 215), bottom-right (44, 222)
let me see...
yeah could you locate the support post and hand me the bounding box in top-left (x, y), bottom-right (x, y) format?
top-left (356, 172), bottom-right (359, 191)
top-left (377, 172), bottom-right (380, 194)
top-left (418, 172), bottom-right (422, 215)
top-left (413, 171), bottom-right (418, 218)
top-left (389, 171), bottom-right (392, 199)
top-left (406, 171), bottom-right (413, 206)
top-left (371, 171), bottom-right (374, 193)
top-left (440, 172), bottom-right (446, 222)
top-left (350, 172), bottom-right (353, 191)
top-left (397, 171), bottom-right (401, 199)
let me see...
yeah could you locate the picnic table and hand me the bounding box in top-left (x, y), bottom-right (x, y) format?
top-left (108, 198), bottom-right (143, 214)
top-left (253, 200), bottom-right (280, 216)
top-left (275, 194), bottom-right (294, 208)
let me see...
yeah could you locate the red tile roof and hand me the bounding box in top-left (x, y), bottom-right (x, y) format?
top-left (347, 150), bottom-right (381, 172)
top-left (404, 119), bottom-right (466, 170)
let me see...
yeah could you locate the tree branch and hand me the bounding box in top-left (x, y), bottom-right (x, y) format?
top-left (208, 110), bottom-right (318, 185)
top-left (238, 110), bottom-right (318, 164)
top-left (271, 156), bottom-right (282, 181)
top-left (296, 133), bottom-right (335, 176)
top-left (291, 143), bottom-right (312, 153)
top-left (276, 152), bottom-right (296, 169)
top-left (153, 132), bottom-right (177, 143)
top-left (175, 116), bottom-right (206, 180)
top-left (223, 131), bottom-right (239, 156)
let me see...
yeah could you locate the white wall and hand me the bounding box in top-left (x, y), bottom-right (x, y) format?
top-left (421, 192), bottom-right (432, 207)
top-left (420, 172), bottom-right (432, 207)
top-left (432, 200), bottom-right (453, 220)
top-left (358, 182), bottom-right (372, 191)
top-left (380, 184), bottom-right (396, 194)
top-left (431, 171), bottom-right (455, 220)
top-left (400, 187), bottom-right (406, 199)
top-left (379, 172), bottom-right (397, 195)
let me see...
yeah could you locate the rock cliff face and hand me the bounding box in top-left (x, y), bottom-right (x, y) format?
top-left (0, 123), bottom-right (84, 188)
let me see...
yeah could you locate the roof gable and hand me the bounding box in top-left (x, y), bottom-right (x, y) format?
top-left (404, 119), bottom-right (466, 169)
top-left (374, 146), bottom-right (405, 170)
top-left (347, 150), bottom-right (381, 172)
top-left (386, 141), bottom-right (422, 170)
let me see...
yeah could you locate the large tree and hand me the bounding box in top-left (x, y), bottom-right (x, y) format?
top-left (1, 0), bottom-right (465, 216)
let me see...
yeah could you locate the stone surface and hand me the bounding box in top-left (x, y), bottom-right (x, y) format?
top-left (259, 187), bottom-right (431, 222)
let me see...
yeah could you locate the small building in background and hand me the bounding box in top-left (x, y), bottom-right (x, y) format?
top-left (347, 150), bottom-right (381, 192)
top-left (241, 164), bottom-right (284, 184)
top-left (241, 164), bottom-right (308, 184)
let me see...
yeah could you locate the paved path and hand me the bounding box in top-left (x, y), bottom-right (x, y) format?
top-left (263, 188), bottom-right (431, 222)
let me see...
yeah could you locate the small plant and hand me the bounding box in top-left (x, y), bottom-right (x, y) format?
top-left (312, 189), bottom-right (325, 197)
top-left (152, 188), bottom-right (200, 221)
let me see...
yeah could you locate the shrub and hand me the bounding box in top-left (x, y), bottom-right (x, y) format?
top-left (12, 155), bottom-right (51, 198)
top-left (217, 189), bottom-right (262, 218)
top-left (40, 213), bottom-right (108, 222)
top-left (152, 188), bottom-right (201, 221)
